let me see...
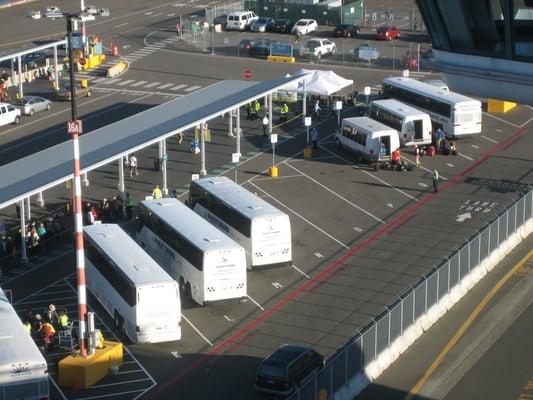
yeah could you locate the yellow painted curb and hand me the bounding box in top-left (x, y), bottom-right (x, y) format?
top-left (267, 55), bottom-right (295, 63)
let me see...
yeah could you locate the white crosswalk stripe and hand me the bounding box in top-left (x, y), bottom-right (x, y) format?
top-left (157, 83), bottom-right (174, 89)
top-left (144, 81), bottom-right (161, 88)
top-left (117, 79), bottom-right (135, 86)
top-left (171, 84), bottom-right (187, 91)
top-left (185, 85), bottom-right (202, 92)
top-left (130, 80), bottom-right (148, 87)
top-left (93, 77), bottom-right (106, 83)
top-left (106, 78), bottom-right (122, 84)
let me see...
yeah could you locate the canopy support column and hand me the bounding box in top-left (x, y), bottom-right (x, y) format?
top-left (162, 139), bottom-right (168, 195)
top-left (19, 199), bottom-right (28, 263)
top-left (200, 123), bottom-right (207, 176)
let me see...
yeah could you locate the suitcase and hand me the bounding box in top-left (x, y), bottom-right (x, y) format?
top-left (426, 146), bottom-right (436, 156)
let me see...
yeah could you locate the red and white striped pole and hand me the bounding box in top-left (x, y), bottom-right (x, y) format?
top-left (69, 121), bottom-right (87, 358)
top-left (67, 15), bottom-right (88, 357)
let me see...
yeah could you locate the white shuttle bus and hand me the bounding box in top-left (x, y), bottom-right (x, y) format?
top-left (0, 287), bottom-right (49, 400)
top-left (382, 76), bottom-right (482, 138)
top-left (369, 99), bottom-right (432, 146)
top-left (189, 176), bottom-right (292, 269)
top-left (336, 117), bottom-right (400, 165)
top-left (84, 224), bottom-right (181, 344)
top-left (136, 198), bottom-right (247, 305)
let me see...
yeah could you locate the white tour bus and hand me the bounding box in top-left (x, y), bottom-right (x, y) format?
top-left (84, 224), bottom-right (181, 344)
top-left (136, 198), bottom-right (247, 305)
top-left (382, 76), bottom-right (482, 138)
top-left (369, 99), bottom-right (432, 146)
top-left (189, 176), bottom-right (292, 269)
top-left (0, 287), bottom-right (49, 400)
top-left (336, 117), bottom-right (400, 164)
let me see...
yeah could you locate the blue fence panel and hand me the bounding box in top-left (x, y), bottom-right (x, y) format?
top-left (414, 280), bottom-right (426, 320)
top-left (389, 301), bottom-right (402, 343)
top-left (361, 324), bottom-right (377, 366)
top-left (489, 219), bottom-right (499, 251)
top-left (331, 351), bottom-right (347, 393)
top-left (347, 337), bottom-right (362, 378)
top-left (508, 203), bottom-right (517, 234)
top-left (499, 213), bottom-right (508, 242)
top-left (469, 235), bottom-right (480, 269)
top-left (479, 226), bottom-right (489, 261)
top-left (516, 197), bottom-right (525, 227)
top-left (426, 269), bottom-right (438, 308)
top-left (449, 252), bottom-right (460, 288)
top-left (525, 192), bottom-right (532, 220)
top-left (401, 291), bottom-right (414, 330)
top-left (375, 313), bottom-right (390, 354)
top-left (316, 363), bottom-right (332, 398)
top-left (459, 244), bottom-right (469, 279)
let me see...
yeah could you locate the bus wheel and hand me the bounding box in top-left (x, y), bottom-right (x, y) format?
top-left (185, 282), bottom-right (192, 297)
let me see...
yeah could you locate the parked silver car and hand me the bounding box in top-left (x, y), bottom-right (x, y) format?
top-left (15, 96), bottom-right (52, 116)
top-left (250, 17), bottom-right (274, 32)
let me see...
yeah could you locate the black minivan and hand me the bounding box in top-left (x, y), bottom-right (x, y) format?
top-left (255, 344), bottom-right (324, 396)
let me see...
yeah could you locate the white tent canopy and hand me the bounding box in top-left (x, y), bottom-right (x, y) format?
top-left (280, 69), bottom-right (353, 95)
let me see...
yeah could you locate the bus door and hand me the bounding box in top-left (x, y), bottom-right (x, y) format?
top-left (414, 119), bottom-right (423, 140)
top-left (380, 136), bottom-right (391, 156)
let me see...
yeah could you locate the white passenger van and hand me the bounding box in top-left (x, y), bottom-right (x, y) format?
top-left (336, 117), bottom-right (400, 164)
top-left (226, 11), bottom-right (258, 31)
top-left (369, 99), bottom-right (432, 146)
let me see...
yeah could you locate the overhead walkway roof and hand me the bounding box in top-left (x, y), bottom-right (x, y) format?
top-left (0, 75), bottom-right (304, 209)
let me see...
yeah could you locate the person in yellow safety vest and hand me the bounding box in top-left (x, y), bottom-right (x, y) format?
top-left (24, 320), bottom-right (32, 335)
top-left (152, 185), bottom-right (162, 199)
top-left (254, 100), bottom-right (261, 113)
top-left (280, 103), bottom-right (289, 122)
top-left (58, 310), bottom-right (69, 331)
top-left (95, 330), bottom-right (105, 349)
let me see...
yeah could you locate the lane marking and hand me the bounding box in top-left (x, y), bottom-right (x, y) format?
top-left (74, 389), bottom-right (146, 400)
top-left (116, 23), bottom-right (129, 28)
top-left (224, 315), bottom-right (234, 322)
top-left (284, 161), bottom-right (385, 224)
top-left (481, 135), bottom-right (498, 144)
top-left (253, 174), bottom-right (302, 182)
top-left (292, 264), bottom-right (311, 278)
top-left (401, 156), bottom-right (448, 181)
top-left (249, 181), bottom-right (350, 250)
top-left (91, 378), bottom-right (152, 388)
top-left (458, 152), bottom-right (474, 161)
top-left (130, 80), bottom-right (148, 87)
top-left (319, 145), bottom-right (418, 201)
top-left (185, 85), bottom-right (202, 92)
top-left (314, 252), bottom-right (324, 258)
top-left (272, 282), bottom-right (283, 289)
top-left (117, 79), bottom-right (135, 86)
top-left (157, 83), bottom-right (174, 89)
top-left (403, 250), bottom-right (533, 400)
top-left (143, 81), bottom-right (161, 88)
top-left (247, 295), bottom-right (265, 311)
top-left (171, 84), bottom-right (187, 91)
top-left (181, 314), bottom-right (212, 346)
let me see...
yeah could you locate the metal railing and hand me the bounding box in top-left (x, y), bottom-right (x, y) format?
top-left (287, 188), bottom-right (532, 399)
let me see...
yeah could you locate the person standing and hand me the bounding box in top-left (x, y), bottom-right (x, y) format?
top-left (432, 168), bottom-right (439, 193)
top-left (176, 23), bottom-right (182, 37)
top-left (262, 115), bottom-right (269, 137)
top-left (314, 100), bottom-right (321, 120)
top-left (125, 192), bottom-right (133, 220)
top-left (280, 103), bottom-right (289, 122)
top-left (152, 185), bottom-right (162, 200)
top-left (415, 145), bottom-right (421, 167)
top-left (129, 154), bottom-right (138, 177)
top-left (311, 127), bottom-right (319, 150)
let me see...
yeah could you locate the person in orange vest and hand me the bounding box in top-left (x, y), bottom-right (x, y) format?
top-left (391, 148), bottom-right (401, 167)
top-left (39, 320), bottom-right (56, 349)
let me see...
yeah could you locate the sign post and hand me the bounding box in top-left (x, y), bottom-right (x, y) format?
top-left (304, 116), bottom-right (312, 146)
top-left (232, 152), bottom-right (240, 183)
top-left (364, 86), bottom-right (371, 104)
top-left (335, 100), bottom-right (343, 127)
top-left (269, 133), bottom-right (278, 177)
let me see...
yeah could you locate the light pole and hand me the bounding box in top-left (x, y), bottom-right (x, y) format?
top-left (37, 6), bottom-right (109, 358)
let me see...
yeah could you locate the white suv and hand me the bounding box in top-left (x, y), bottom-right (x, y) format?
top-left (292, 19), bottom-right (318, 35)
top-left (0, 102), bottom-right (21, 127)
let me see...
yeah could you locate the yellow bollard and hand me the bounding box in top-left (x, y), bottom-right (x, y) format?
top-left (269, 166), bottom-right (278, 177)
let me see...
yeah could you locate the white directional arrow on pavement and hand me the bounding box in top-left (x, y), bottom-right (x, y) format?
top-left (456, 212), bottom-right (472, 222)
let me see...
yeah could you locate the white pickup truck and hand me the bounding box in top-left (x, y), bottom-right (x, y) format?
top-left (299, 38), bottom-right (336, 59)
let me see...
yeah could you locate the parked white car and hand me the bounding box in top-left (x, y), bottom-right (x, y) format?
top-left (0, 102), bottom-right (21, 127)
top-left (300, 38), bottom-right (336, 59)
top-left (292, 19), bottom-right (318, 35)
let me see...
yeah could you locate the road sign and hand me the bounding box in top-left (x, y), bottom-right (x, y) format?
top-left (270, 133), bottom-right (278, 143)
top-left (67, 120), bottom-right (83, 135)
top-left (304, 117), bottom-right (312, 126)
top-left (191, 173), bottom-right (200, 181)
top-left (357, 46), bottom-right (380, 61)
top-left (364, 86), bottom-right (371, 95)
top-left (232, 152), bottom-right (241, 163)
top-left (335, 101), bottom-right (343, 111)
top-left (243, 69), bottom-right (253, 80)
top-left (162, 154), bottom-right (168, 161)
top-left (403, 69), bottom-right (410, 77)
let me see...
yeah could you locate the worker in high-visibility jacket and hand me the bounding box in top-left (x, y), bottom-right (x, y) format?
top-left (95, 330), bottom-right (105, 349)
top-left (280, 103), bottom-right (289, 122)
top-left (58, 310), bottom-right (69, 331)
top-left (23, 320), bottom-right (32, 335)
top-left (39, 321), bottom-right (56, 347)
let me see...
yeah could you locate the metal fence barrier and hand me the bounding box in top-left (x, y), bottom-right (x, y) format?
top-left (287, 189), bottom-right (532, 400)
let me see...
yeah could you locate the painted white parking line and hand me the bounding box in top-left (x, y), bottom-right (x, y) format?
top-left (163, 38), bottom-right (176, 42)
top-left (249, 181), bottom-right (350, 250)
top-left (182, 314), bottom-right (213, 346)
top-left (401, 156), bottom-right (448, 181)
top-left (247, 295), bottom-right (265, 311)
top-left (149, 42), bottom-right (166, 47)
top-left (92, 87), bottom-right (182, 97)
top-left (130, 80), bottom-right (148, 87)
top-left (92, 77), bottom-right (106, 83)
top-left (185, 85), bottom-right (202, 92)
top-left (143, 81), bottom-right (161, 88)
top-left (291, 263), bottom-right (310, 278)
top-left (116, 22), bottom-right (128, 28)
top-left (253, 174), bottom-right (302, 182)
top-left (157, 83), bottom-right (174, 89)
top-left (458, 152), bottom-right (474, 161)
top-left (284, 161), bottom-right (385, 223)
top-left (74, 389), bottom-right (146, 400)
top-left (91, 378), bottom-right (152, 389)
top-left (117, 79), bottom-right (136, 86)
top-left (151, 12), bottom-right (164, 17)
top-left (319, 145), bottom-right (418, 201)
top-left (171, 84), bottom-right (187, 91)
top-left (106, 78), bottom-right (121, 84)
top-left (481, 135), bottom-right (499, 144)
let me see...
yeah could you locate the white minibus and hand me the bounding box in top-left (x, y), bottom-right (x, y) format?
top-left (136, 198), bottom-right (247, 305)
top-left (189, 176), bottom-right (292, 269)
top-left (336, 117), bottom-right (400, 164)
top-left (84, 224), bottom-right (181, 343)
top-left (369, 99), bottom-right (432, 146)
top-left (0, 287), bottom-right (49, 400)
top-left (382, 76), bottom-right (482, 138)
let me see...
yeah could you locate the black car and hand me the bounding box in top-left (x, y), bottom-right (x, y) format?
top-left (333, 23), bottom-right (360, 37)
top-left (255, 344), bottom-right (324, 396)
top-left (271, 19), bottom-right (294, 34)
